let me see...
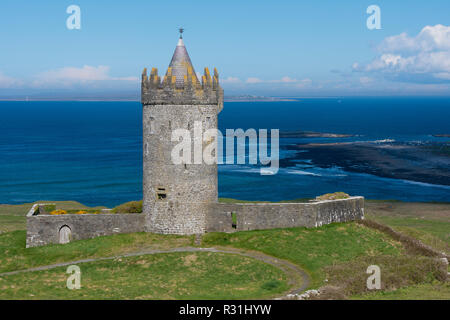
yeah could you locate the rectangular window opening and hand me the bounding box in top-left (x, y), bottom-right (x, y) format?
top-left (156, 187), bottom-right (167, 200)
top-left (231, 212), bottom-right (237, 229)
top-left (157, 193), bottom-right (167, 200)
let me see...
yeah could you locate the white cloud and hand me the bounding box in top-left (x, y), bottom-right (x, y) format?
top-left (32, 65), bottom-right (138, 88)
top-left (0, 72), bottom-right (22, 88)
top-left (354, 25), bottom-right (450, 83)
top-left (268, 76), bottom-right (306, 83)
top-left (246, 77), bottom-right (263, 84)
top-left (221, 76), bottom-right (241, 84)
top-left (379, 24), bottom-right (450, 53)
top-left (275, 76), bottom-right (298, 83)
top-left (244, 76), bottom-right (311, 85)
top-left (434, 72), bottom-right (450, 80)
top-left (359, 76), bottom-right (373, 84)
top-left (295, 78), bottom-right (312, 88)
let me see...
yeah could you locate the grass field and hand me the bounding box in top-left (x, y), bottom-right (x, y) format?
top-left (365, 200), bottom-right (450, 253)
top-left (0, 199), bottom-right (448, 300)
top-left (0, 231), bottom-right (193, 274)
top-left (0, 251), bottom-right (288, 300)
top-left (352, 282), bottom-right (450, 300)
top-left (202, 222), bottom-right (403, 289)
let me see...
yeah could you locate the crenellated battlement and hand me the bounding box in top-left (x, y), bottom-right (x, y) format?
top-left (141, 67), bottom-right (223, 107)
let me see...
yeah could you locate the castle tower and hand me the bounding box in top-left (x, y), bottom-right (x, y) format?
top-left (141, 30), bottom-right (223, 235)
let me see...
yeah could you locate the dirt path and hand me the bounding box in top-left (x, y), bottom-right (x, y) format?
top-left (0, 246), bottom-right (310, 298)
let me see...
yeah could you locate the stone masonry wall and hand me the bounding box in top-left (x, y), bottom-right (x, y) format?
top-left (146, 201), bottom-right (211, 235)
top-left (206, 197), bottom-right (364, 232)
top-left (26, 214), bottom-right (145, 248)
top-left (26, 197), bottom-right (363, 247)
top-left (142, 103), bottom-right (219, 235)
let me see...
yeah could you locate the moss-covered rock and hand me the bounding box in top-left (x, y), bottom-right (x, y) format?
top-left (315, 192), bottom-right (350, 201)
top-left (112, 200), bottom-right (143, 213)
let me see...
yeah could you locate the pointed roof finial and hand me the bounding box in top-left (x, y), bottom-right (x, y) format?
top-left (167, 27), bottom-right (199, 87)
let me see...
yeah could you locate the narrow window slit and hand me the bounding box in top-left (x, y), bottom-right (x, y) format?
top-left (231, 212), bottom-right (237, 229)
top-left (149, 117), bottom-right (155, 134)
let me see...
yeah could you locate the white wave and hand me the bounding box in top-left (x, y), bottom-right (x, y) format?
top-left (260, 168), bottom-right (278, 175)
top-left (373, 139), bottom-right (395, 143)
top-left (291, 165), bottom-right (348, 177)
top-left (400, 179), bottom-right (450, 189)
top-left (285, 169), bottom-right (321, 176)
top-left (218, 165), bottom-right (261, 174)
top-left (293, 159), bottom-right (313, 164)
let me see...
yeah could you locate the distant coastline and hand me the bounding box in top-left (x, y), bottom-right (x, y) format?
top-left (0, 95), bottom-right (298, 102)
top-left (0, 97), bottom-right (140, 102)
top-left (433, 134), bottom-right (450, 138)
top-left (279, 130), bottom-right (355, 138)
top-left (4, 96), bottom-right (449, 102)
top-left (224, 95), bottom-right (299, 102)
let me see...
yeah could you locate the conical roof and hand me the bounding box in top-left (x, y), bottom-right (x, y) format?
top-left (165, 36), bottom-right (199, 88)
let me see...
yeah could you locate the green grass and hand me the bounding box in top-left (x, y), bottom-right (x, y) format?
top-left (0, 216), bottom-right (26, 233)
top-left (323, 254), bottom-right (447, 298)
top-left (0, 231), bottom-right (194, 274)
top-left (0, 201), bottom-right (107, 233)
top-left (112, 200), bottom-right (143, 213)
top-left (352, 282), bottom-right (450, 300)
top-left (370, 216), bottom-right (449, 252)
top-left (0, 201), bottom-right (106, 216)
top-left (0, 202), bottom-right (33, 233)
top-left (0, 221), bottom-right (446, 299)
top-left (0, 251), bottom-right (288, 300)
top-left (1, 200), bottom-right (448, 299)
top-left (202, 222), bottom-right (403, 288)
top-left (365, 200), bottom-right (450, 253)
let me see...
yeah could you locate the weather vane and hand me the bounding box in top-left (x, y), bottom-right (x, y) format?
top-left (179, 27), bottom-right (184, 38)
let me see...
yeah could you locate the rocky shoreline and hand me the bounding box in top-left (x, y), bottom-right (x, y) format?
top-left (282, 141), bottom-right (450, 186)
top-left (433, 134), bottom-right (450, 138)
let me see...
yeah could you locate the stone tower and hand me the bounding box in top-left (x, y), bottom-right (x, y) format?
top-left (141, 31), bottom-right (223, 235)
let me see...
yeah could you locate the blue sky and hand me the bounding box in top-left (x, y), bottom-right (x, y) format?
top-left (0, 0), bottom-right (449, 98)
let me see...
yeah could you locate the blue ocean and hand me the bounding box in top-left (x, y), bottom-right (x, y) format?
top-left (0, 97), bottom-right (449, 207)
